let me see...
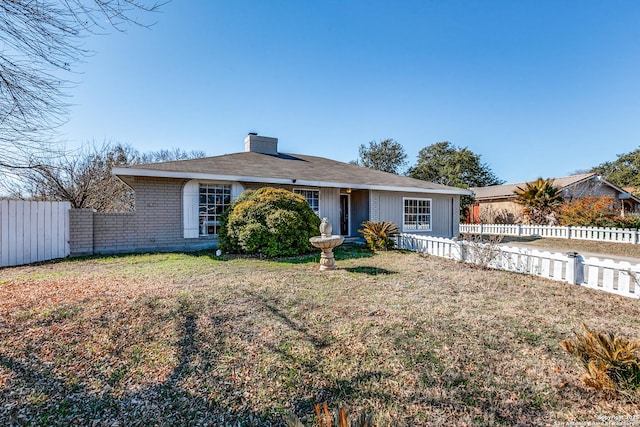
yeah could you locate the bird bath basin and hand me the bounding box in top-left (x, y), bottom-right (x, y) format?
top-left (309, 218), bottom-right (344, 270)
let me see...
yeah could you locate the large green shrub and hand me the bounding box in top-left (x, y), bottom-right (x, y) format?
top-left (219, 187), bottom-right (321, 257)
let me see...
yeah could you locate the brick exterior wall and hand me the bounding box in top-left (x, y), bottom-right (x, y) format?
top-left (93, 212), bottom-right (138, 253)
top-left (370, 191), bottom-right (380, 222)
top-left (69, 209), bottom-right (94, 256)
top-left (69, 177), bottom-right (218, 256)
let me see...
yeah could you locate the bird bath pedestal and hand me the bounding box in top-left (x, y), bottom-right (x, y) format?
top-left (309, 218), bottom-right (344, 271)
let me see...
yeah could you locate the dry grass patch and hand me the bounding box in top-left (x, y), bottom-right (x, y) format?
top-left (0, 246), bottom-right (638, 426)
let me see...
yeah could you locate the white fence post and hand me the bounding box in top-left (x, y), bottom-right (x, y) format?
top-left (565, 252), bottom-right (582, 285)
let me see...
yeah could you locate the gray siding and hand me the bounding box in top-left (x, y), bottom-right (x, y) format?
top-left (565, 181), bottom-right (619, 201)
top-left (373, 191), bottom-right (461, 238)
top-left (350, 190), bottom-right (369, 237)
top-left (319, 187), bottom-right (340, 233)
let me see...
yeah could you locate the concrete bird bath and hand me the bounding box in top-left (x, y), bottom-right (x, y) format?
top-left (309, 218), bottom-right (344, 270)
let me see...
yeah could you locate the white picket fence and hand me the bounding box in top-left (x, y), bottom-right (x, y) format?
top-left (0, 200), bottom-right (71, 268)
top-left (396, 233), bottom-right (640, 299)
top-left (459, 223), bottom-right (640, 244)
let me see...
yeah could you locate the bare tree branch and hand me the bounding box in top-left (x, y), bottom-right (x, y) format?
top-left (5, 141), bottom-right (206, 212)
top-left (0, 0), bottom-right (164, 176)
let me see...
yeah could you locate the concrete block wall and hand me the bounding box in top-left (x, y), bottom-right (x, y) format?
top-left (69, 176), bottom-right (217, 256)
top-left (93, 212), bottom-right (137, 253)
top-left (69, 209), bottom-right (94, 256)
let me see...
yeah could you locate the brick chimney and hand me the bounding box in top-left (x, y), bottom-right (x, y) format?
top-left (244, 133), bottom-right (278, 155)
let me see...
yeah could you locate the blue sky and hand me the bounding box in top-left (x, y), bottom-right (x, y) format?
top-left (60, 0), bottom-right (640, 184)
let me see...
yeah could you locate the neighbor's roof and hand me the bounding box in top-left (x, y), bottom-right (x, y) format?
top-left (113, 152), bottom-right (472, 195)
top-left (471, 173), bottom-right (598, 201)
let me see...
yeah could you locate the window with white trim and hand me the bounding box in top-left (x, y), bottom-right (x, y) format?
top-left (403, 198), bottom-right (431, 231)
top-left (199, 184), bottom-right (231, 236)
top-left (293, 188), bottom-right (319, 215)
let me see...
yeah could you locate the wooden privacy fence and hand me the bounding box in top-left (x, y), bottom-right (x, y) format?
top-left (0, 200), bottom-right (70, 268)
top-left (459, 223), bottom-right (640, 244)
top-left (396, 233), bottom-right (640, 299)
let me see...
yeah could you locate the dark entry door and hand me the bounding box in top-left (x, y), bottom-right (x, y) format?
top-left (339, 195), bottom-right (349, 236)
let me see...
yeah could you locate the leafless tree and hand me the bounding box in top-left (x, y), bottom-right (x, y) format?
top-left (4, 141), bottom-right (206, 212)
top-left (5, 142), bottom-right (137, 211)
top-left (138, 148), bottom-right (207, 164)
top-left (0, 0), bottom-right (162, 175)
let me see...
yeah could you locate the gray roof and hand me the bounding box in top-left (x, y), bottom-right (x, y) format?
top-left (114, 151), bottom-right (472, 195)
top-left (471, 173), bottom-right (621, 200)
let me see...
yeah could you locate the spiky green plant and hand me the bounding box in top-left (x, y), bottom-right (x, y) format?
top-left (514, 178), bottom-right (563, 225)
top-left (560, 323), bottom-right (640, 395)
top-left (358, 221), bottom-right (399, 251)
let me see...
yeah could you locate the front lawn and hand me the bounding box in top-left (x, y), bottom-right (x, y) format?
top-left (1, 246), bottom-right (638, 426)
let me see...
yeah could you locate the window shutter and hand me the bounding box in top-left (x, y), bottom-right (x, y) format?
top-left (183, 180), bottom-right (199, 238)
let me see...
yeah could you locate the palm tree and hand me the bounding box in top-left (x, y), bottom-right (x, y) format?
top-left (514, 178), bottom-right (564, 225)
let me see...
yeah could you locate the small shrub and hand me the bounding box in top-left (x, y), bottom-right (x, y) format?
top-left (560, 323), bottom-right (640, 396)
top-left (558, 196), bottom-right (617, 227)
top-left (358, 221), bottom-right (399, 251)
top-left (219, 187), bottom-right (321, 257)
top-left (284, 403), bottom-right (376, 427)
top-left (610, 215), bottom-right (640, 230)
top-left (458, 233), bottom-right (504, 269)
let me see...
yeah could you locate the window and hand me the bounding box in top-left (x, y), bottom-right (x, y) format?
top-left (403, 198), bottom-right (431, 231)
top-left (199, 184), bottom-right (231, 236)
top-left (293, 189), bottom-right (319, 215)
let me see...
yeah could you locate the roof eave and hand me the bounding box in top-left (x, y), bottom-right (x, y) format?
top-left (594, 176), bottom-right (640, 204)
top-left (473, 195), bottom-right (516, 202)
top-left (112, 168), bottom-right (473, 196)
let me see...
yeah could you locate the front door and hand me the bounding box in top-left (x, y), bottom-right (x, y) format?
top-left (340, 194), bottom-right (349, 236)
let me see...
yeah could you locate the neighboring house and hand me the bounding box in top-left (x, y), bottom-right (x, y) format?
top-left (468, 173), bottom-right (640, 224)
top-left (106, 134), bottom-right (471, 253)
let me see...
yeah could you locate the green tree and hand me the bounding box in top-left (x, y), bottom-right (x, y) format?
top-left (408, 142), bottom-right (503, 187)
top-left (356, 139), bottom-right (407, 174)
top-left (408, 142), bottom-right (503, 220)
top-left (514, 178), bottom-right (564, 225)
top-left (591, 147), bottom-right (640, 196)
